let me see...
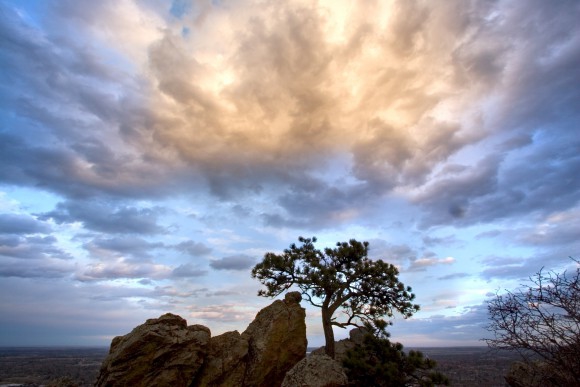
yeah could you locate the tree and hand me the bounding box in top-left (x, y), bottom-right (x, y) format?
top-left (484, 260), bottom-right (580, 386)
top-left (251, 236), bottom-right (419, 358)
top-left (343, 323), bottom-right (449, 387)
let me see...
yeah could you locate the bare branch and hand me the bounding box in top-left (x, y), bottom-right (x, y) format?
top-left (484, 259), bottom-right (580, 385)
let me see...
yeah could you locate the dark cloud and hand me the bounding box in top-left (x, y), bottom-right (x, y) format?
top-left (0, 214), bottom-right (51, 234)
top-left (470, 139), bottom-right (580, 224)
top-left (520, 226), bottom-right (580, 248)
top-left (83, 236), bottom-right (166, 261)
top-left (406, 0), bottom-right (580, 229)
top-left (479, 251), bottom-right (577, 281)
top-left (0, 3), bottom-right (194, 201)
top-left (367, 240), bottom-right (418, 266)
top-left (40, 201), bottom-right (167, 234)
top-left (480, 264), bottom-right (530, 281)
top-left (171, 263), bottom-right (207, 278)
top-left (351, 119), bottom-right (413, 190)
top-left (261, 213), bottom-right (309, 230)
top-left (0, 235), bottom-right (72, 260)
top-left (175, 240), bottom-right (212, 256)
top-left (438, 273), bottom-right (470, 281)
top-left (422, 235), bottom-right (459, 248)
top-left (210, 255), bottom-right (255, 271)
top-left (413, 155), bottom-right (502, 228)
top-left (0, 258), bottom-right (72, 278)
top-left (0, 236), bottom-right (19, 248)
top-left (389, 303), bottom-right (489, 345)
top-left (273, 186), bottom-right (366, 230)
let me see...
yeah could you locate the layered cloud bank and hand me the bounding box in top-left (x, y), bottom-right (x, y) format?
top-left (0, 0), bottom-right (579, 346)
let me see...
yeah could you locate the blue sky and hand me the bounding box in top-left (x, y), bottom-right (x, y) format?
top-left (0, 0), bottom-right (578, 347)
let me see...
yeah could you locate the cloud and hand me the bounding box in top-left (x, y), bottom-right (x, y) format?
top-left (171, 263), bottom-right (207, 278)
top-left (367, 240), bottom-right (418, 266)
top-left (408, 256), bottom-right (456, 272)
top-left (0, 0), bottom-right (579, 347)
top-left (83, 236), bottom-right (165, 261)
top-left (515, 209), bottom-right (580, 247)
top-left (411, 156), bottom-right (502, 227)
top-left (210, 255), bottom-right (256, 271)
top-left (0, 258), bottom-right (72, 278)
top-left (187, 304), bottom-right (257, 323)
top-left (389, 303), bottom-right (490, 346)
top-left (175, 240), bottom-right (212, 256)
top-left (262, 180), bottom-right (372, 230)
top-left (0, 3), bottom-right (186, 201)
top-left (1, 0), bottom-right (578, 233)
top-left (76, 259), bottom-right (173, 282)
top-left (438, 273), bottom-right (470, 281)
top-left (0, 214), bottom-right (51, 234)
top-left (151, 285), bottom-right (207, 299)
top-left (0, 235), bottom-right (72, 260)
top-left (422, 235), bottom-right (459, 248)
top-left (40, 201), bottom-right (167, 234)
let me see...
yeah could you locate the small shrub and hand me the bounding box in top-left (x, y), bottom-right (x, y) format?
top-left (343, 324), bottom-right (449, 387)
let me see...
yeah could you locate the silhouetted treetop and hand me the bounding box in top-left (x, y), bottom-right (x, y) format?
top-left (252, 236), bottom-right (419, 358)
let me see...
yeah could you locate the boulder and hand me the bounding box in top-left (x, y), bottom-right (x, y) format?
top-left (95, 313), bottom-right (210, 387)
top-left (241, 291), bottom-right (307, 387)
top-left (95, 292), bottom-right (307, 387)
top-left (282, 354), bottom-right (348, 387)
top-left (311, 327), bottom-right (368, 361)
top-left (195, 330), bottom-right (249, 387)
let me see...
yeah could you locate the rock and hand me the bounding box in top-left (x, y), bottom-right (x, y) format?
top-left (195, 330), bottom-right (249, 387)
top-left (282, 354), bottom-right (348, 387)
top-left (197, 291), bottom-right (306, 387)
top-left (311, 327), bottom-right (369, 361)
top-left (284, 291), bottom-right (303, 303)
top-left (241, 291), bottom-right (307, 387)
top-left (347, 326), bottom-right (368, 345)
top-left (95, 313), bottom-right (210, 387)
top-left (310, 339), bottom-right (354, 361)
top-left (95, 292), bottom-right (307, 387)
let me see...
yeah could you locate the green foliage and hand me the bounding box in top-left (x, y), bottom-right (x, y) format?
top-left (343, 326), bottom-right (449, 387)
top-left (252, 237), bottom-right (419, 332)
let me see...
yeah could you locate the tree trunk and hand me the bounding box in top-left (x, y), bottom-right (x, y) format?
top-left (321, 307), bottom-right (335, 358)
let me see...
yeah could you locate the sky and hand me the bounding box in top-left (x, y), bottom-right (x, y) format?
top-left (0, 0), bottom-right (579, 348)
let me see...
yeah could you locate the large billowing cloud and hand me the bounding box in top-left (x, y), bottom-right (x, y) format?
top-left (2, 0), bottom-right (578, 229)
top-left (0, 0), bottom-right (578, 346)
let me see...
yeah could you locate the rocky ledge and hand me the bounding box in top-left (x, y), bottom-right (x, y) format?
top-left (95, 292), bottom-right (308, 387)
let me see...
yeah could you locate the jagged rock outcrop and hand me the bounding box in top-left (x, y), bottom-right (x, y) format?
top-left (195, 291), bottom-right (306, 386)
top-left (95, 313), bottom-right (210, 387)
top-left (195, 330), bottom-right (249, 386)
top-left (96, 292), bottom-right (307, 387)
top-left (240, 291), bottom-right (308, 386)
top-left (281, 354), bottom-right (348, 387)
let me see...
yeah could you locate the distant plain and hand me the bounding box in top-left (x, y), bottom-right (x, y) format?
top-left (0, 346), bottom-right (520, 387)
